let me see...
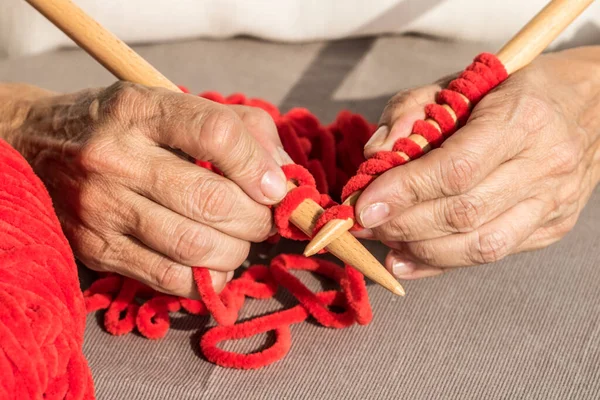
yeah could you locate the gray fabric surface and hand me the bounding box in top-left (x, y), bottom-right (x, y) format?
top-left (1, 35), bottom-right (599, 399)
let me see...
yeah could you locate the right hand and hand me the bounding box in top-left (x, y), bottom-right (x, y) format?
top-left (11, 82), bottom-right (291, 298)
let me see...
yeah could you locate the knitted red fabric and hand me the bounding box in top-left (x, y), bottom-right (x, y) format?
top-left (0, 140), bottom-right (94, 398)
top-left (339, 53), bottom-right (507, 202)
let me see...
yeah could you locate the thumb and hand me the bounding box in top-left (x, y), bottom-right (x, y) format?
top-left (229, 105), bottom-right (293, 166)
top-left (364, 84), bottom-right (441, 158)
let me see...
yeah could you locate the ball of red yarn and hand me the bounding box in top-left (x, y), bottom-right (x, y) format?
top-left (0, 140), bottom-right (94, 399)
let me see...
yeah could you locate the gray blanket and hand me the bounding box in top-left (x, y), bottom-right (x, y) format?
top-left (2, 36), bottom-right (599, 399)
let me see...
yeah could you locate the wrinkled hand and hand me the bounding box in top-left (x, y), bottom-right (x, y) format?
top-left (12, 82), bottom-right (291, 297)
top-left (357, 47), bottom-right (600, 279)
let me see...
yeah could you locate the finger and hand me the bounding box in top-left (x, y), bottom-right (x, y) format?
top-left (121, 193), bottom-right (250, 272)
top-left (373, 158), bottom-right (536, 242)
top-left (365, 85), bottom-right (440, 158)
top-left (64, 213), bottom-right (229, 298)
top-left (356, 105), bottom-right (528, 229)
top-left (130, 147), bottom-right (273, 242)
top-left (352, 228), bottom-right (375, 240)
top-left (105, 235), bottom-right (228, 298)
top-left (147, 92), bottom-right (288, 204)
top-left (516, 213), bottom-right (579, 253)
top-left (384, 198), bottom-right (547, 269)
top-left (228, 105), bottom-right (291, 164)
top-left (385, 250), bottom-right (444, 280)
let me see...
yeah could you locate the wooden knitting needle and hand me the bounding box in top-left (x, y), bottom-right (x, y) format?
top-left (26, 0), bottom-right (406, 296)
top-left (304, 0), bottom-right (595, 257)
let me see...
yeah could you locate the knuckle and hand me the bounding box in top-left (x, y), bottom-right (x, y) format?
top-left (78, 138), bottom-right (114, 173)
top-left (385, 89), bottom-right (426, 111)
top-left (379, 217), bottom-right (414, 242)
top-left (471, 230), bottom-right (510, 264)
top-left (442, 154), bottom-right (477, 195)
top-left (201, 107), bottom-right (243, 155)
top-left (172, 223), bottom-right (212, 264)
top-left (406, 241), bottom-right (437, 265)
top-left (192, 177), bottom-right (236, 224)
top-left (546, 142), bottom-right (582, 175)
top-left (241, 107), bottom-right (274, 130)
top-left (443, 194), bottom-right (484, 232)
top-left (224, 241), bottom-right (251, 271)
top-left (100, 81), bottom-right (148, 120)
top-left (556, 215), bottom-right (578, 237)
top-left (250, 212), bottom-right (274, 242)
top-left (512, 92), bottom-right (554, 134)
top-left (153, 261), bottom-right (188, 294)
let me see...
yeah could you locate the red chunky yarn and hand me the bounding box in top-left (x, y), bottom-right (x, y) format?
top-left (85, 255), bottom-right (371, 370)
top-left (0, 140), bottom-right (94, 398)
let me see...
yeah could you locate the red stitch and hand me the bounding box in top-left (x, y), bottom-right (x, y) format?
top-left (373, 151), bottom-right (408, 167)
top-left (357, 159), bottom-right (393, 175)
top-left (282, 164), bottom-right (316, 188)
top-left (412, 120), bottom-right (445, 145)
top-left (466, 62), bottom-right (500, 87)
top-left (437, 89), bottom-right (470, 125)
top-left (313, 205), bottom-right (360, 236)
top-left (342, 174), bottom-right (375, 202)
top-left (393, 138), bottom-right (424, 158)
top-left (424, 104), bottom-right (456, 137)
top-left (275, 186), bottom-right (321, 240)
top-left (475, 52), bottom-right (508, 82)
top-left (448, 78), bottom-right (483, 103)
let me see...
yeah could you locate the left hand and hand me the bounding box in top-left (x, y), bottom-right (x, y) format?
top-left (355, 47), bottom-right (600, 280)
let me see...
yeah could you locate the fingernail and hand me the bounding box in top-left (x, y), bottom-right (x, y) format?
top-left (261, 169), bottom-right (288, 202)
top-left (352, 228), bottom-right (374, 239)
top-left (359, 202), bottom-right (390, 228)
top-left (276, 146), bottom-right (294, 166)
top-left (364, 126), bottom-right (389, 149)
top-left (390, 253), bottom-right (416, 278)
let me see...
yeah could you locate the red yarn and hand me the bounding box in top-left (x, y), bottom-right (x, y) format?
top-left (0, 140), bottom-right (94, 398)
top-left (87, 256), bottom-right (370, 370)
top-left (393, 137), bottom-right (425, 158)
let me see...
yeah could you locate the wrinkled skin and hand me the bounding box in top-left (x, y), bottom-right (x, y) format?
top-left (2, 82), bottom-right (291, 298)
top-left (356, 47), bottom-right (600, 279)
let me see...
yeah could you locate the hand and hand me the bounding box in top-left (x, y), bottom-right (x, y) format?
top-left (356, 47), bottom-right (600, 279)
top-left (8, 82), bottom-right (291, 297)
